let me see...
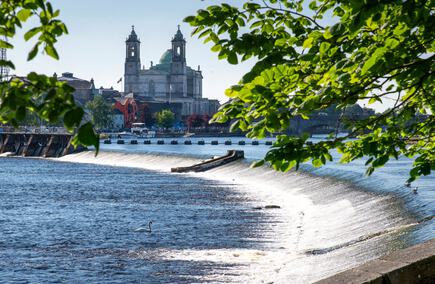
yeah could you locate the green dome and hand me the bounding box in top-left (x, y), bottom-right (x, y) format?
top-left (159, 49), bottom-right (172, 64)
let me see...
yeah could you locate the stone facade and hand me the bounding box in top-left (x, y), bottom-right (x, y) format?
top-left (57, 72), bottom-right (97, 105)
top-left (123, 26), bottom-right (219, 118)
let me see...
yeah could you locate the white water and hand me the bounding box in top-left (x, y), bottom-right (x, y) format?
top-left (57, 151), bottom-right (416, 283)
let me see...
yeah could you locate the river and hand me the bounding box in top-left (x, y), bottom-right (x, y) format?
top-left (0, 136), bottom-right (433, 283)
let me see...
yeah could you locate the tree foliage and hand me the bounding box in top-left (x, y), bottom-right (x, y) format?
top-left (0, 0), bottom-right (99, 152)
top-left (156, 109), bottom-right (175, 129)
top-left (85, 95), bottom-right (113, 130)
top-left (187, 113), bottom-right (207, 128)
top-left (185, 0), bottom-right (434, 181)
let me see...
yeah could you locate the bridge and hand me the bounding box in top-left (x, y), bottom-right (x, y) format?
top-left (288, 115), bottom-right (343, 135)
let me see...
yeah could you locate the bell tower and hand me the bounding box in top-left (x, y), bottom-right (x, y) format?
top-left (169, 25), bottom-right (188, 100)
top-left (170, 25), bottom-right (186, 74)
top-left (124, 26), bottom-right (141, 93)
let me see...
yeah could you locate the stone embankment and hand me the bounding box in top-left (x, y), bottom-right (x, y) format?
top-left (315, 238), bottom-right (435, 284)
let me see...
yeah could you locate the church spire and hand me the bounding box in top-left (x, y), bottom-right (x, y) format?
top-left (173, 25), bottom-right (185, 41)
top-left (126, 25), bottom-right (139, 42)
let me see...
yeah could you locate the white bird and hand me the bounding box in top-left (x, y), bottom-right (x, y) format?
top-left (134, 221), bottom-right (153, 233)
top-left (404, 181), bottom-right (411, 187)
top-left (413, 187), bottom-right (418, 194)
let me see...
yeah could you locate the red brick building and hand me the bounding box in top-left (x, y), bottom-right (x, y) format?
top-left (114, 95), bottom-right (138, 128)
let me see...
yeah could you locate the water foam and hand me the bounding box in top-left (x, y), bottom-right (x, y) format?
top-left (56, 150), bottom-right (415, 283)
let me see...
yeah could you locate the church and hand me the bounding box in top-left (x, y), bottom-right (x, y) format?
top-left (123, 26), bottom-right (219, 120)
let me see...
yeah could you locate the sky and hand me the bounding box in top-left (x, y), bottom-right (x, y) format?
top-left (9, 0), bottom-right (392, 111)
top-left (10, 0), bottom-right (252, 103)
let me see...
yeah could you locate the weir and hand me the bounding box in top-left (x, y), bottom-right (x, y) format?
top-left (0, 132), bottom-right (85, 157)
top-left (171, 150), bottom-right (244, 173)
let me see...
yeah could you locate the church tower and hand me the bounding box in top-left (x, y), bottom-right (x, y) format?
top-left (170, 26), bottom-right (187, 99)
top-left (170, 25), bottom-right (186, 74)
top-left (124, 26), bottom-right (141, 93)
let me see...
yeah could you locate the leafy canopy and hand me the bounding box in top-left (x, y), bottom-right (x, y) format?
top-left (0, 0), bottom-right (99, 152)
top-left (156, 109), bottom-right (176, 129)
top-left (85, 95), bottom-right (114, 130)
top-left (185, 0), bottom-right (434, 181)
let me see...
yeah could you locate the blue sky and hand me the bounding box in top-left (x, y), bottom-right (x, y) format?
top-left (10, 0), bottom-right (252, 103)
top-left (9, 0), bottom-right (392, 111)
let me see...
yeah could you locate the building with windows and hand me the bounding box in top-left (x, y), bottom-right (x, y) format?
top-left (123, 26), bottom-right (219, 119)
top-left (57, 72), bottom-right (97, 105)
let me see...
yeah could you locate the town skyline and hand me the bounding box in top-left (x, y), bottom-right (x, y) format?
top-left (8, 0), bottom-right (394, 111)
top-left (9, 0), bottom-right (253, 105)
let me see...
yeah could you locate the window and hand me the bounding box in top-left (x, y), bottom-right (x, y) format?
top-left (176, 46), bottom-right (181, 56)
top-left (148, 80), bottom-right (155, 96)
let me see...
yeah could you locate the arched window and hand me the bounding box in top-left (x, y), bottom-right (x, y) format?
top-left (176, 46), bottom-right (181, 56)
top-left (148, 80), bottom-right (155, 96)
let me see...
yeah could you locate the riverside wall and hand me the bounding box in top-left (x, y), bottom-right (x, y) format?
top-left (315, 238), bottom-right (435, 284)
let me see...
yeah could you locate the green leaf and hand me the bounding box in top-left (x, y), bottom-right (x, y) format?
top-left (385, 38), bottom-right (399, 49)
top-left (0, 60), bottom-right (15, 69)
top-left (17, 9), bottom-right (33, 21)
top-left (251, 159), bottom-right (265, 168)
top-left (27, 44), bottom-right (39, 61)
top-left (44, 45), bottom-right (59, 60)
top-left (263, 23), bottom-right (274, 34)
top-left (16, 106), bottom-right (26, 121)
top-left (312, 158), bottom-right (323, 167)
top-left (183, 16), bottom-right (196, 23)
top-left (24, 27), bottom-right (41, 41)
top-left (64, 107), bottom-right (84, 130)
top-left (368, 97), bottom-right (377, 104)
top-left (0, 40), bottom-right (13, 49)
top-left (211, 44), bottom-right (221, 52)
top-left (76, 122), bottom-right (99, 154)
top-left (366, 166), bottom-right (375, 176)
top-left (319, 42), bottom-right (331, 55)
top-left (309, 1), bottom-right (318, 10)
top-left (323, 29), bottom-right (333, 39)
top-left (227, 52), bottom-right (238, 64)
top-left (303, 37), bottom-right (314, 49)
top-left (229, 120), bottom-right (240, 132)
top-left (361, 47), bottom-right (386, 75)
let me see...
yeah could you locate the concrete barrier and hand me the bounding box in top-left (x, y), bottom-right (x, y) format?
top-left (171, 150), bottom-right (244, 173)
top-left (0, 133), bottom-right (84, 157)
top-left (315, 238), bottom-right (435, 284)
top-left (99, 139), bottom-right (277, 146)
